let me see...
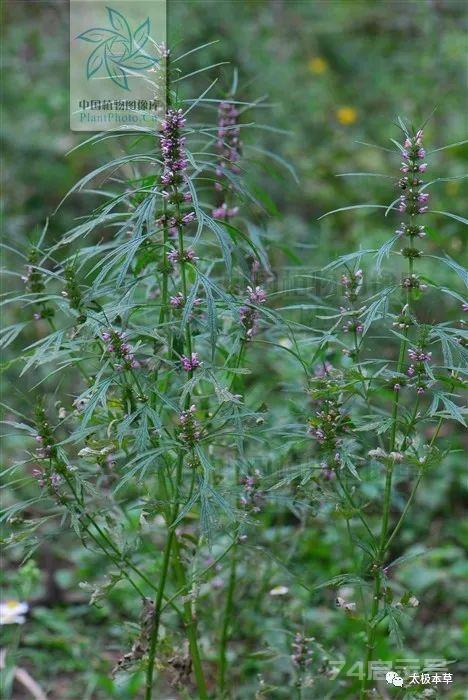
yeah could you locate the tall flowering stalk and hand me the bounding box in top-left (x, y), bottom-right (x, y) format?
top-left (360, 128), bottom-right (429, 697)
top-left (213, 94), bottom-right (269, 696)
top-left (212, 99), bottom-right (241, 221)
top-left (144, 87), bottom-right (208, 699)
top-left (309, 122), bottom-right (467, 698)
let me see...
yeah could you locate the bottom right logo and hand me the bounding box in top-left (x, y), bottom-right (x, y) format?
top-left (386, 671), bottom-right (404, 687)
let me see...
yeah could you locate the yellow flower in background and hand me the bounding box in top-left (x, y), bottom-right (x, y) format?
top-left (336, 106), bottom-right (358, 125)
top-left (308, 56), bottom-right (328, 74)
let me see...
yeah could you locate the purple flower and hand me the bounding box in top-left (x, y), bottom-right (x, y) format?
top-left (212, 203), bottom-right (239, 220)
top-left (167, 249), bottom-right (179, 265)
top-left (181, 352), bottom-right (201, 372)
top-left (408, 348), bottom-right (432, 363)
top-left (32, 468), bottom-right (46, 488)
top-left (343, 318), bottom-right (363, 334)
top-left (239, 284), bottom-right (267, 339)
top-left (167, 248), bottom-right (198, 266)
top-left (247, 285), bottom-right (267, 304)
top-left (397, 131), bottom-right (429, 216)
top-left (170, 292), bottom-right (184, 308)
top-left (341, 269), bottom-right (363, 301)
top-left (291, 633), bottom-right (313, 670)
top-left (310, 427), bottom-right (326, 443)
top-left (159, 108), bottom-right (193, 229)
top-left (181, 211), bottom-right (196, 225)
top-left (239, 470), bottom-right (264, 513)
top-left (212, 99), bottom-right (242, 219)
top-left (178, 404), bottom-right (202, 445)
top-left (102, 329), bottom-right (139, 371)
top-left (398, 223), bottom-right (427, 239)
top-left (321, 465), bottom-right (336, 481)
top-left (314, 361), bottom-right (333, 377)
top-left (50, 473), bottom-right (62, 488)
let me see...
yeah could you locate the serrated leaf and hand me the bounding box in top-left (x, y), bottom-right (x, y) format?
top-left (0, 322), bottom-right (28, 349)
top-left (203, 213), bottom-right (232, 276)
top-left (181, 275), bottom-right (201, 328)
top-left (135, 408), bottom-right (149, 451)
top-left (200, 276), bottom-right (218, 358)
top-left (387, 608), bottom-right (404, 648)
top-left (375, 233), bottom-right (399, 275)
top-left (440, 255), bottom-right (468, 287)
top-left (323, 249), bottom-right (374, 271)
top-left (431, 210), bottom-right (468, 226)
top-left (440, 395), bottom-right (466, 426)
top-left (81, 378), bottom-right (113, 427)
top-left (362, 289), bottom-right (392, 335)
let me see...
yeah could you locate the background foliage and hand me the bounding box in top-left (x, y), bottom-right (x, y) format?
top-left (2, 1), bottom-right (467, 698)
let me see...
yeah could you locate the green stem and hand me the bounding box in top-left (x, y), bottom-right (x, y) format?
top-left (159, 460), bottom-right (209, 699)
top-left (159, 203), bottom-right (169, 327)
top-left (386, 395), bottom-right (451, 554)
top-left (218, 527), bottom-right (239, 696)
top-left (171, 537), bottom-right (209, 699)
top-left (360, 228), bottom-right (416, 698)
top-left (385, 472), bottom-right (422, 552)
top-left (145, 453), bottom-right (184, 700)
top-left (218, 341), bottom-right (246, 695)
top-left (361, 454), bottom-right (396, 697)
top-left (346, 519), bottom-right (368, 617)
top-left (146, 87), bottom-right (206, 695)
top-left (335, 470), bottom-right (375, 542)
top-left (161, 538), bottom-right (236, 614)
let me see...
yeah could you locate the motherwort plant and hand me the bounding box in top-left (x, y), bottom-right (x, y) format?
top-left (4, 47), bottom-right (276, 698)
top-left (310, 122), bottom-right (467, 697)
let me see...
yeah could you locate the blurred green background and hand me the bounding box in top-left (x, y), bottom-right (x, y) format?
top-left (2, 1), bottom-right (467, 698)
